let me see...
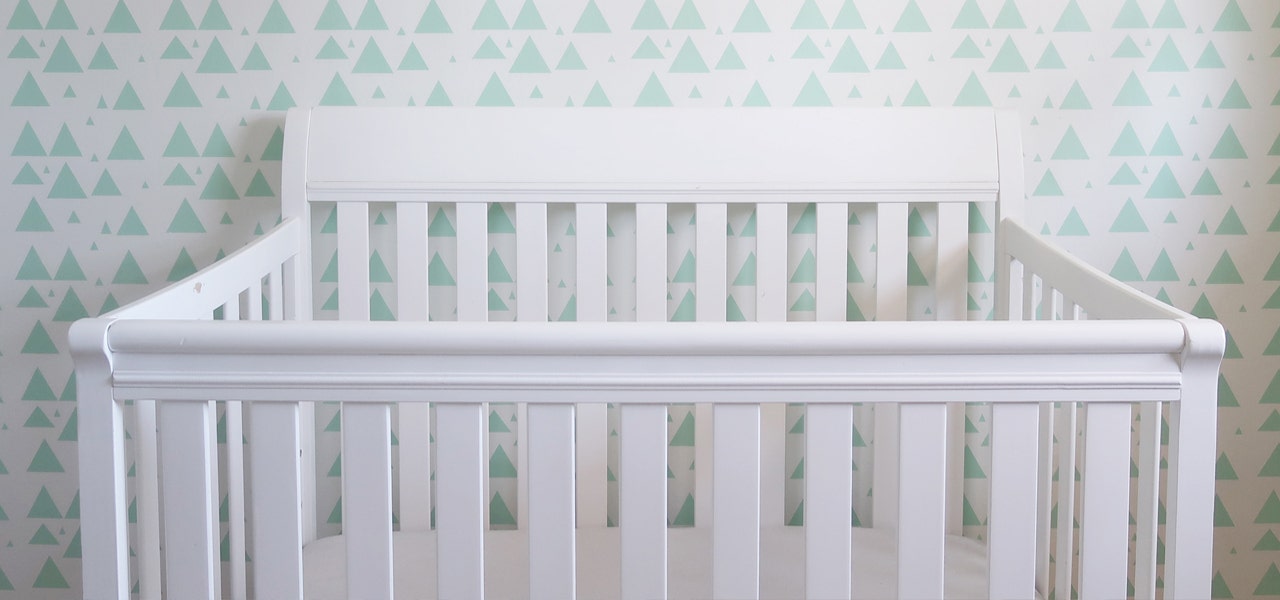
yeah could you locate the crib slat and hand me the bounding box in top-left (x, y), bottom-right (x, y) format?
top-left (226, 400), bottom-right (247, 600)
top-left (1079, 403), bottom-right (1130, 600)
top-left (343, 404), bottom-right (394, 599)
top-left (897, 403), bottom-right (946, 599)
top-left (1134, 402), bottom-right (1160, 600)
top-left (159, 401), bottom-right (218, 600)
top-left (620, 404), bottom-right (668, 600)
top-left (1035, 402), bottom-right (1054, 594)
top-left (437, 403), bottom-right (486, 599)
top-left (937, 203), bottom-right (969, 536)
top-left (696, 203), bottom-right (728, 527)
top-left (816, 203), bottom-right (847, 321)
top-left (806, 404), bottom-right (853, 600)
top-left (874, 203), bottom-right (907, 529)
top-left (248, 402), bottom-right (305, 600)
top-left (134, 400), bottom-right (163, 600)
top-left (528, 404), bottom-right (576, 599)
top-left (457, 202), bottom-right (489, 322)
top-left (988, 403), bottom-right (1039, 599)
top-left (516, 202), bottom-right (548, 531)
top-left (713, 404), bottom-right (760, 599)
top-left (337, 202), bottom-right (370, 320)
top-left (575, 203), bottom-right (609, 529)
top-left (268, 265), bottom-right (284, 320)
top-left (636, 203), bottom-right (667, 322)
top-left (397, 202), bottom-right (430, 320)
top-left (755, 203), bottom-right (787, 527)
top-left (1054, 402), bottom-right (1078, 599)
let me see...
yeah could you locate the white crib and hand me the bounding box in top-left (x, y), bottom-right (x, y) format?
top-left (73, 108), bottom-right (1223, 600)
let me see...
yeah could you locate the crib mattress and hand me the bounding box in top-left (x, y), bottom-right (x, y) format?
top-left (302, 526), bottom-right (1031, 599)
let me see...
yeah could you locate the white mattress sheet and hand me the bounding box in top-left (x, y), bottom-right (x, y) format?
top-left (302, 526), bottom-right (1039, 599)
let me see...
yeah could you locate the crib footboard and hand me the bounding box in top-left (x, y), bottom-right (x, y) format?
top-left (76, 315), bottom-right (1220, 600)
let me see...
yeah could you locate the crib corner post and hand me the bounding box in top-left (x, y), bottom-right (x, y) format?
top-left (70, 318), bottom-right (130, 600)
top-left (1165, 318), bottom-right (1226, 600)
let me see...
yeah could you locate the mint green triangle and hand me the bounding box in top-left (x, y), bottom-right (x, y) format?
top-left (477, 73), bottom-right (514, 106)
top-left (353, 39), bottom-right (392, 73)
top-left (1196, 43), bottom-right (1225, 68)
top-left (161, 37), bottom-right (192, 59)
top-left (1207, 251), bottom-right (1244, 284)
top-left (1153, 0), bottom-right (1184, 27)
top-left (907, 207), bottom-right (931, 236)
top-left (1111, 199), bottom-right (1148, 232)
top-left (635, 72), bottom-right (672, 106)
top-left (670, 413), bottom-right (695, 446)
top-left (267, 83), bottom-right (295, 110)
top-left (1060, 80), bottom-right (1092, 109)
top-left (511, 0), bottom-right (544, 29)
top-left (511, 39), bottom-right (550, 72)
top-left (241, 43), bottom-right (270, 70)
top-left (258, 0), bottom-right (293, 32)
top-left (830, 38), bottom-right (869, 72)
top-left (243, 170), bottom-right (273, 197)
top-left (25, 406), bottom-right (54, 428)
top-left (487, 250), bottom-right (512, 283)
top-left (113, 251), bottom-right (148, 284)
top-left (107, 127), bottom-right (143, 160)
top-left (954, 71), bottom-right (991, 106)
top-left (428, 254), bottom-right (456, 285)
top-left (992, 0), bottom-right (1024, 28)
top-left (671, 38), bottom-right (709, 72)
top-left (7, 0), bottom-right (42, 29)
top-left (734, 0), bottom-right (769, 32)
top-left (200, 165), bottom-right (239, 199)
top-left (315, 0), bottom-right (351, 30)
top-left (474, 0), bottom-right (508, 29)
top-left (583, 82), bottom-right (611, 106)
top-left (319, 73), bottom-right (355, 105)
top-left (49, 164), bottom-right (86, 198)
top-left (1052, 126), bottom-right (1088, 159)
top-left (168, 200), bottom-right (205, 233)
top-left (105, 0), bottom-right (140, 33)
top-left (1150, 124), bottom-right (1182, 156)
top-left (1194, 170), bottom-right (1223, 196)
top-left (1214, 0), bottom-right (1250, 31)
top-left (50, 125), bottom-right (81, 156)
top-left (12, 123), bottom-right (45, 156)
top-left (894, 0), bottom-right (929, 31)
top-left (54, 249), bottom-right (85, 280)
top-left (1255, 564), bottom-right (1280, 596)
top-left (1109, 248), bottom-right (1143, 281)
top-left (428, 208), bottom-right (455, 235)
top-left (1110, 123), bottom-right (1145, 156)
top-left (1146, 250), bottom-right (1178, 281)
top-left (164, 73), bottom-right (201, 107)
top-left (1210, 126), bottom-right (1247, 159)
top-left (114, 82), bottom-right (143, 109)
top-left (1114, 71), bottom-right (1152, 105)
top-left (355, 0), bottom-right (387, 30)
top-left (1150, 37), bottom-right (1188, 71)
top-left (199, 0), bottom-right (231, 29)
top-left (1057, 208), bottom-right (1089, 235)
top-left (1115, 37), bottom-right (1147, 59)
top-left (27, 440), bottom-right (63, 472)
top-left (316, 36), bottom-right (346, 59)
top-left (631, 36), bottom-right (661, 59)
top-left (489, 446), bottom-right (517, 479)
top-left (906, 254), bottom-right (929, 286)
top-left (1033, 169), bottom-right (1063, 196)
top-left (165, 165), bottom-right (195, 186)
top-left (954, 36), bottom-right (984, 59)
top-left (632, 0), bottom-right (667, 29)
top-left (197, 37), bottom-right (235, 73)
top-left (792, 0), bottom-right (828, 29)
top-left (32, 559), bottom-right (68, 589)
top-left (416, 0), bottom-right (450, 32)
top-left (902, 81), bottom-right (930, 106)
top-left (1054, 0), bottom-right (1090, 31)
top-left (201, 124), bottom-right (234, 157)
top-left (557, 43), bottom-right (586, 69)
top-left (118, 207), bottom-right (147, 235)
top-left (953, 0), bottom-right (988, 28)
top-left (13, 72), bottom-right (49, 106)
top-left (672, 0), bottom-right (704, 29)
top-left (17, 198), bottom-right (52, 231)
top-left (794, 72), bottom-right (832, 106)
top-left (672, 290), bottom-right (695, 321)
top-left (963, 447), bottom-right (986, 478)
top-left (14, 162), bottom-right (42, 184)
top-left (672, 494), bottom-right (695, 526)
top-left (988, 37), bottom-right (1027, 71)
top-left (167, 248), bottom-right (197, 281)
top-left (875, 43), bottom-right (905, 69)
top-left (1145, 164), bottom-right (1184, 198)
top-left (44, 38), bottom-right (82, 72)
top-left (793, 203), bottom-right (817, 233)
top-left (1113, 0), bottom-right (1148, 27)
top-left (23, 369), bottom-right (57, 400)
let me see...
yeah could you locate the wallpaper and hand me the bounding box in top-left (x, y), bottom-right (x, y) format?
top-left (2, 0), bottom-right (1279, 596)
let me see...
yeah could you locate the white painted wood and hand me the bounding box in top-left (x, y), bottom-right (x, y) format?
top-left (248, 401), bottom-right (305, 600)
top-left (399, 403), bottom-right (432, 531)
top-left (636, 203), bottom-right (667, 323)
top-left (396, 202), bottom-right (430, 321)
top-left (755, 203), bottom-right (787, 527)
top-left (1022, 272), bottom-right (1037, 321)
top-left (696, 203), bottom-right (728, 528)
top-left (994, 110), bottom-right (1025, 225)
top-left (620, 404), bottom-right (668, 600)
top-left (342, 403), bottom-right (394, 599)
top-left (1054, 402), bottom-right (1078, 600)
top-left (806, 404), bottom-right (853, 600)
top-left (134, 400), bottom-right (162, 600)
top-left (1035, 402), bottom-right (1055, 596)
top-left (574, 202), bottom-right (609, 530)
top-left (1079, 403), bottom-right (1130, 600)
top-left (897, 404), bottom-right (947, 599)
top-left (159, 401), bottom-right (218, 600)
top-left (1134, 402), bottom-right (1161, 600)
top-left (435, 403), bottom-right (486, 599)
top-left (69, 319), bottom-right (130, 599)
top-left (337, 203), bottom-right (370, 322)
top-left (516, 203), bottom-right (549, 322)
top-left (816, 203), bottom-right (847, 322)
top-left (268, 265), bottom-right (284, 321)
top-left (528, 404), bottom-right (576, 600)
top-left (225, 399), bottom-right (247, 600)
top-left (988, 403), bottom-right (1039, 599)
top-left (305, 109), bottom-right (1000, 192)
top-left (456, 202), bottom-right (489, 322)
top-left (944, 402), bottom-right (964, 536)
top-left (713, 404), bottom-right (760, 599)
top-left (873, 203), bottom-right (907, 528)
top-left (1165, 319), bottom-right (1226, 600)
